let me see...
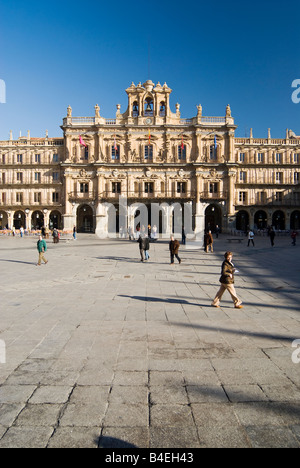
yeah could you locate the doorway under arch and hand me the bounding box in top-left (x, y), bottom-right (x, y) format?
top-left (0, 211), bottom-right (8, 229)
top-left (254, 210), bottom-right (268, 230)
top-left (205, 204), bottom-right (222, 233)
top-left (236, 210), bottom-right (249, 232)
top-left (291, 210), bottom-right (300, 230)
top-left (272, 210), bottom-right (285, 230)
top-left (14, 211), bottom-right (26, 229)
top-left (31, 211), bottom-right (44, 230)
top-left (49, 211), bottom-right (62, 230)
top-left (77, 204), bottom-right (95, 233)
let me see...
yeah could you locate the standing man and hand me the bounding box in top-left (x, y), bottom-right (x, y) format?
top-left (211, 251), bottom-right (243, 309)
top-left (247, 229), bottom-right (255, 247)
top-left (169, 235), bottom-right (181, 265)
top-left (144, 234), bottom-right (150, 261)
top-left (269, 228), bottom-right (276, 247)
top-left (37, 235), bottom-right (48, 266)
top-left (73, 225), bottom-right (77, 240)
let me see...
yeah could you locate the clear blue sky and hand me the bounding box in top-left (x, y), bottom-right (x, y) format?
top-left (1, 0), bottom-right (300, 140)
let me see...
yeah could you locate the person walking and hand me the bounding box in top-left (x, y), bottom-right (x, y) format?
top-left (269, 228), bottom-right (275, 247)
top-left (211, 251), bottom-right (243, 309)
top-left (37, 235), bottom-right (48, 266)
top-left (137, 235), bottom-right (145, 262)
top-left (144, 235), bottom-right (150, 261)
top-left (182, 227), bottom-right (186, 245)
top-left (52, 228), bottom-right (59, 244)
top-left (247, 230), bottom-right (255, 247)
top-left (291, 230), bottom-right (297, 246)
top-left (205, 230), bottom-right (214, 253)
top-left (169, 235), bottom-right (181, 265)
top-left (73, 225), bottom-right (77, 240)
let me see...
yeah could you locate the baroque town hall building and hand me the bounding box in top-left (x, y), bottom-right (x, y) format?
top-left (0, 79), bottom-right (299, 236)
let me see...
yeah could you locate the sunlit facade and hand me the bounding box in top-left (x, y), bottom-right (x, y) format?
top-left (0, 80), bottom-right (299, 235)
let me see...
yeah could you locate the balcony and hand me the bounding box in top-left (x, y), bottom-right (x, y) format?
top-left (200, 191), bottom-right (227, 201)
top-left (68, 191), bottom-right (96, 202)
top-left (236, 194), bottom-right (300, 207)
top-left (98, 190), bottom-right (196, 202)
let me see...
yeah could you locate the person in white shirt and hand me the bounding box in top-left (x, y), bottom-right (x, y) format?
top-left (247, 230), bottom-right (255, 247)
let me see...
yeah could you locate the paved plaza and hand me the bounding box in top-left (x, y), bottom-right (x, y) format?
top-left (0, 232), bottom-right (299, 448)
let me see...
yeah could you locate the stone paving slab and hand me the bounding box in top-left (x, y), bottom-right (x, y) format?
top-left (0, 234), bottom-right (299, 448)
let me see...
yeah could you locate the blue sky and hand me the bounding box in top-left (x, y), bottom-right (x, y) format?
top-left (1, 0), bottom-right (300, 140)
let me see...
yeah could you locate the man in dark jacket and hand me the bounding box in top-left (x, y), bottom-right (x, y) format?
top-left (211, 251), bottom-right (242, 308)
top-left (169, 236), bottom-right (181, 265)
top-left (144, 236), bottom-right (150, 261)
top-left (137, 235), bottom-right (146, 262)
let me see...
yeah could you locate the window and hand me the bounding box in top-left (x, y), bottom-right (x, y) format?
top-left (111, 145), bottom-right (120, 160)
top-left (52, 172), bottom-right (59, 182)
top-left (144, 182), bottom-right (154, 194)
top-left (34, 172), bottom-right (41, 183)
top-left (294, 153), bottom-right (300, 164)
top-left (80, 183), bottom-right (89, 193)
top-left (35, 154), bottom-right (41, 164)
top-left (275, 192), bottom-right (283, 202)
top-left (17, 154), bottom-right (23, 164)
top-left (239, 152), bottom-right (245, 163)
top-left (257, 153), bottom-right (264, 163)
top-left (2, 155), bottom-right (5, 164)
top-left (177, 182), bottom-right (186, 194)
top-left (178, 145), bottom-right (186, 160)
top-left (16, 192), bottom-right (23, 203)
top-left (34, 192), bottom-right (41, 203)
top-left (53, 154), bottom-right (59, 163)
top-left (209, 183), bottom-right (218, 194)
top-left (239, 191), bottom-right (246, 203)
top-left (294, 172), bottom-right (300, 184)
top-left (239, 171), bottom-right (246, 182)
top-left (276, 172), bottom-right (283, 183)
top-left (84, 147), bottom-right (89, 160)
top-left (0, 173), bottom-right (5, 184)
top-left (145, 145), bottom-right (153, 160)
top-left (276, 153), bottom-right (282, 163)
top-left (16, 172), bottom-right (23, 183)
top-left (1, 193), bottom-right (6, 204)
top-left (112, 182), bottom-right (121, 194)
top-left (52, 192), bottom-right (59, 203)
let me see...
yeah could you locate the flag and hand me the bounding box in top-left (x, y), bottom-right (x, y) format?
top-left (114, 135), bottom-right (118, 151)
top-left (181, 135), bottom-right (184, 150)
top-left (79, 135), bottom-right (87, 147)
top-left (148, 128), bottom-right (151, 145)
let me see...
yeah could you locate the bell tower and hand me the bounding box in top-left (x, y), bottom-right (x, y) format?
top-left (125, 80), bottom-right (173, 125)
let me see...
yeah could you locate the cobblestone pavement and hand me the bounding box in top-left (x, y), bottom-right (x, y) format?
top-left (0, 233), bottom-right (299, 448)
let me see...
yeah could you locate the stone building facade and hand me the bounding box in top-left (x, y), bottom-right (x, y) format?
top-left (0, 80), bottom-right (299, 236)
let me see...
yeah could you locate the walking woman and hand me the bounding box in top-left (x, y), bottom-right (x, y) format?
top-left (211, 251), bottom-right (243, 309)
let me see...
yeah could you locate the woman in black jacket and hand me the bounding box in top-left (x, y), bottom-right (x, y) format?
top-left (211, 251), bottom-right (243, 309)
